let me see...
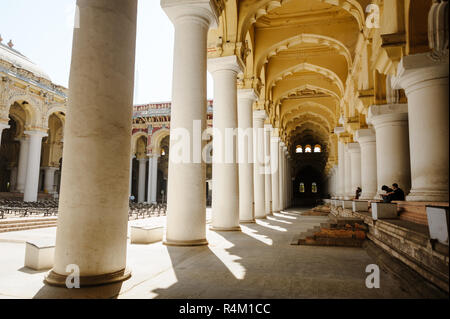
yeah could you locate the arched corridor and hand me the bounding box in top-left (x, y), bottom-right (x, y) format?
top-left (0, 0), bottom-right (448, 300)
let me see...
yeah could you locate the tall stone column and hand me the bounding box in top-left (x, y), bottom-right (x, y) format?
top-left (368, 104), bottom-right (411, 198)
top-left (15, 136), bottom-right (29, 193)
top-left (392, 54), bottom-right (449, 201)
top-left (334, 127), bottom-right (346, 199)
top-left (344, 144), bottom-right (352, 199)
top-left (0, 123), bottom-right (9, 146)
top-left (271, 136), bottom-right (280, 213)
top-left (150, 154), bottom-right (159, 203)
top-left (138, 158), bottom-right (147, 203)
top-left (43, 167), bottom-right (58, 194)
top-left (253, 110), bottom-right (267, 219)
top-left (47, 0), bottom-right (137, 286)
top-left (348, 143), bottom-right (361, 197)
top-left (355, 128), bottom-right (377, 199)
top-left (129, 155), bottom-right (135, 196)
top-left (264, 124), bottom-right (272, 216)
top-left (162, 0), bottom-right (219, 246)
top-left (23, 130), bottom-right (47, 202)
top-left (237, 89), bottom-right (257, 223)
top-left (209, 56), bottom-right (242, 231)
top-left (278, 142), bottom-right (284, 210)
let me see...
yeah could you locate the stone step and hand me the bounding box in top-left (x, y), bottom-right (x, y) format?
top-left (0, 223), bottom-right (57, 233)
top-left (0, 217), bottom-right (57, 225)
top-left (298, 237), bottom-right (365, 247)
top-left (0, 220), bottom-right (57, 228)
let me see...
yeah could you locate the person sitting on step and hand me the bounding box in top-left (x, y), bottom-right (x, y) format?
top-left (381, 185), bottom-right (393, 203)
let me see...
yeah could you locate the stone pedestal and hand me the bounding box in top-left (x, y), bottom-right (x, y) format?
top-left (237, 89), bottom-right (257, 223)
top-left (130, 226), bottom-right (164, 244)
top-left (271, 136), bottom-right (280, 213)
top-left (24, 131), bottom-right (47, 202)
top-left (162, 0), bottom-right (219, 246)
top-left (253, 110), bottom-right (267, 219)
top-left (371, 202), bottom-right (398, 220)
top-left (46, 0), bottom-right (137, 287)
top-left (25, 240), bottom-right (55, 271)
top-left (209, 56), bottom-right (242, 231)
top-left (393, 53), bottom-right (449, 201)
top-left (342, 200), bottom-right (353, 209)
top-left (426, 206), bottom-right (449, 245)
top-left (355, 128), bottom-right (377, 199)
top-left (353, 200), bottom-right (369, 212)
top-left (368, 104), bottom-right (411, 198)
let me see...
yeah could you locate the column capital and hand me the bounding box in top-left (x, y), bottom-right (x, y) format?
top-left (42, 166), bottom-right (59, 171)
top-left (253, 109), bottom-right (267, 121)
top-left (355, 128), bottom-right (376, 144)
top-left (264, 123), bottom-right (273, 130)
top-left (237, 88), bottom-right (258, 102)
top-left (161, 0), bottom-right (222, 28)
top-left (138, 157), bottom-right (148, 163)
top-left (208, 55), bottom-right (243, 74)
top-left (271, 136), bottom-right (280, 143)
top-left (347, 142), bottom-right (360, 153)
top-left (279, 141), bottom-right (285, 148)
top-left (392, 53), bottom-right (449, 94)
top-left (367, 103), bottom-right (408, 127)
top-left (24, 130), bottom-right (48, 138)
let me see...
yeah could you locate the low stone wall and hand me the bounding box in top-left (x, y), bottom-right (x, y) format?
top-left (330, 202), bottom-right (449, 294)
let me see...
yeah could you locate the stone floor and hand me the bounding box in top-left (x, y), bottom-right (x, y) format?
top-left (0, 208), bottom-right (432, 299)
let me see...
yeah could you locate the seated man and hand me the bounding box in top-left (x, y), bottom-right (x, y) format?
top-left (381, 185), bottom-right (393, 203)
top-left (390, 183), bottom-right (405, 201)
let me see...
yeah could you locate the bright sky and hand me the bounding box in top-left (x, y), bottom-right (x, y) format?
top-left (0, 0), bottom-right (214, 104)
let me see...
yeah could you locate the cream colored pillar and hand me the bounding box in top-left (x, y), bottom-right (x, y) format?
top-left (15, 136), bottom-right (29, 193)
top-left (237, 89), bottom-right (257, 223)
top-left (264, 124), bottom-right (272, 216)
top-left (46, 0), bottom-right (137, 286)
top-left (271, 136), bottom-right (280, 213)
top-left (393, 54), bottom-right (449, 201)
top-left (129, 155), bottom-right (135, 195)
top-left (368, 104), bottom-right (411, 198)
top-left (334, 127), bottom-right (346, 199)
top-left (344, 144), bottom-right (352, 199)
top-left (348, 143), bottom-right (361, 198)
top-left (43, 167), bottom-right (58, 194)
top-left (0, 123), bottom-right (9, 146)
top-left (355, 128), bottom-right (377, 199)
top-left (253, 110), bottom-right (267, 219)
top-left (162, 0), bottom-right (219, 246)
top-left (150, 154), bottom-right (159, 203)
top-left (138, 158), bottom-right (147, 203)
top-left (278, 142), bottom-right (284, 210)
top-left (23, 130), bottom-right (47, 202)
top-left (209, 56), bottom-right (242, 231)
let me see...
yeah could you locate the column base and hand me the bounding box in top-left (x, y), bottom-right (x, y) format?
top-left (163, 238), bottom-right (208, 246)
top-left (44, 267), bottom-right (131, 287)
top-left (255, 216), bottom-right (267, 219)
top-left (406, 189), bottom-right (449, 202)
top-left (209, 225), bottom-right (241, 232)
top-left (239, 219), bottom-right (256, 224)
